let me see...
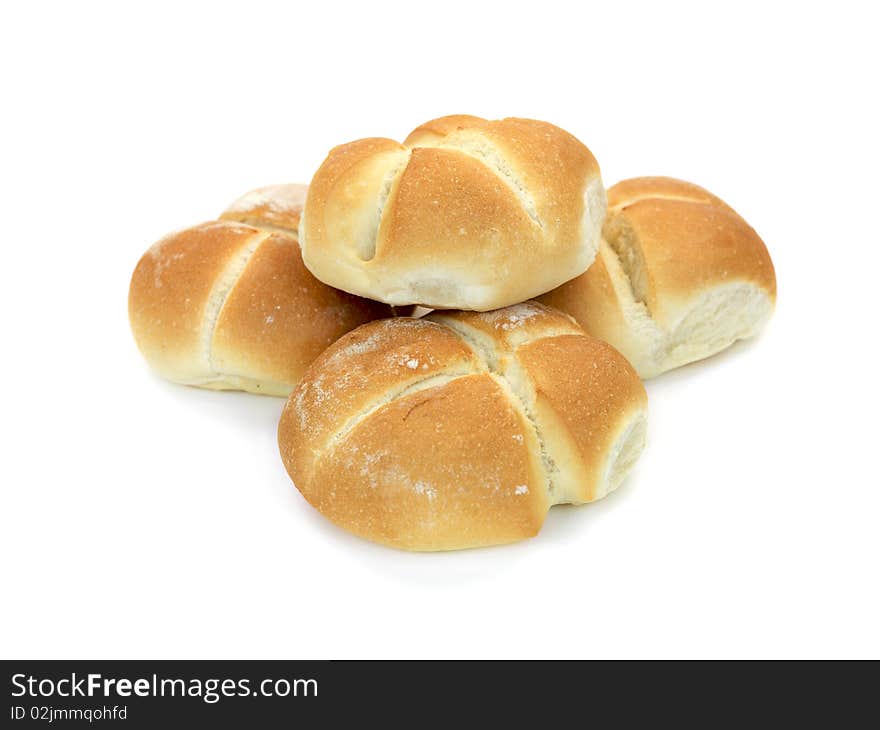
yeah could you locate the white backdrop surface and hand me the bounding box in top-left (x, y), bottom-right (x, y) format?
top-left (1, 1), bottom-right (877, 658)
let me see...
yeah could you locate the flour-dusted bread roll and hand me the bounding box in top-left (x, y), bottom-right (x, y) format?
top-left (299, 115), bottom-right (607, 311)
top-left (128, 186), bottom-right (391, 396)
top-left (219, 183), bottom-right (308, 234)
top-left (538, 177), bottom-right (776, 378)
top-left (278, 302), bottom-right (647, 551)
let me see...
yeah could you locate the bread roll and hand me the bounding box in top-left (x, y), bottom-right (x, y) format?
top-left (219, 182), bottom-right (307, 234)
top-left (299, 115), bottom-right (607, 311)
top-left (278, 302), bottom-right (647, 551)
top-left (538, 177), bottom-right (776, 378)
top-left (128, 186), bottom-right (391, 396)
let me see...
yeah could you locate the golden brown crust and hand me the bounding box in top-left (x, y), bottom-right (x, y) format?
top-left (538, 177), bottom-right (777, 377)
top-left (516, 334), bottom-right (647, 502)
top-left (129, 220), bottom-right (393, 396)
top-left (619, 197), bottom-right (776, 322)
top-left (212, 232), bottom-right (391, 394)
top-left (538, 242), bottom-right (648, 372)
top-left (607, 176), bottom-right (736, 214)
top-left (469, 117), bottom-right (600, 257)
top-left (303, 374), bottom-right (548, 551)
top-left (428, 303), bottom-right (647, 504)
top-left (300, 116), bottom-right (606, 311)
top-left (403, 114), bottom-right (487, 146)
top-left (403, 114), bottom-right (600, 251)
top-left (378, 146), bottom-right (544, 269)
top-left (220, 183), bottom-right (308, 233)
top-left (279, 318), bottom-right (481, 483)
top-left (302, 137), bottom-right (408, 246)
top-left (128, 221), bottom-right (263, 383)
top-left (279, 302), bottom-right (647, 551)
top-left (538, 242), bottom-right (620, 338)
top-left (609, 177), bottom-right (776, 315)
top-left (301, 138), bottom-right (410, 283)
top-left (430, 301), bottom-right (583, 349)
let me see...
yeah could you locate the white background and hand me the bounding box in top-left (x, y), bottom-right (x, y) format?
top-left (1, 1), bottom-right (878, 659)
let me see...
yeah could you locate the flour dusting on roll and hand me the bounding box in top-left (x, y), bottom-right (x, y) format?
top-left (220, 183), bottom-right (308, 234)
top-left (299, 116), bottom-right (607, 311)
top-left (278, 302), bottom-right (647, 551)
top-left (128, 185), bottom-right (391, 396)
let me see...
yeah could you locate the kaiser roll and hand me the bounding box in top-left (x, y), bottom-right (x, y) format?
top-left (538, 177), bottom-right (776, 378)
top-left (299, 115), bottom-right (607, 311)
top-left (128, 185), bottom-right (391, 396)
top-left (278, 302), bottom-right (648, 551)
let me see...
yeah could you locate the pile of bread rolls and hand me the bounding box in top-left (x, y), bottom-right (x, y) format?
top-left (129, 115), bottom-right (776, 551)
